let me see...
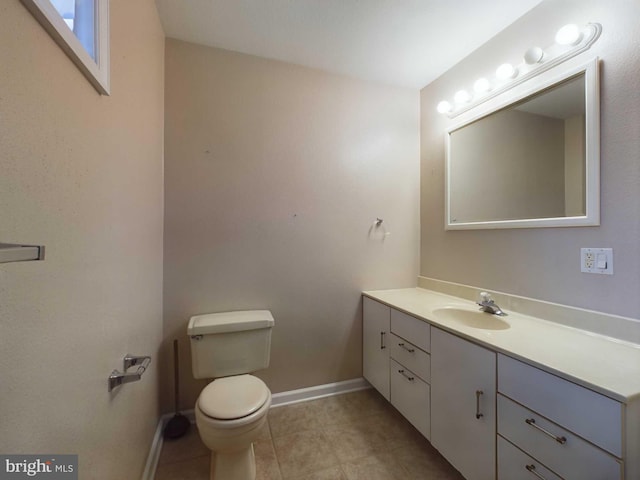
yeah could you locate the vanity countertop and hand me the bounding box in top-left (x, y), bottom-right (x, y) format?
top-left (363, 287), bottom-right (640, 403)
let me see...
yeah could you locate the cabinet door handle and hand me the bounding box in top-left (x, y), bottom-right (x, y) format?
top-left (380, 331), bottom-right (386, 349)
top-left (525, 418), bottom-right (567, 444)
top-left (398, 369), bottom-right (415, 382)
top-left (398, 342), bottom-right (415, 353)
top-left (526, 464), bottom-right (549, 480)
top-left (475, 390), bottom-right (484, 419)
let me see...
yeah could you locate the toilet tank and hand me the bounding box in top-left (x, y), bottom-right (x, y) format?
top-left (188, 310), bottom-right (274, 379)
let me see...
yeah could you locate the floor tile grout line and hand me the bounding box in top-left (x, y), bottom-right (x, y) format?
top-left (265, 421), bottom-right (285, 480)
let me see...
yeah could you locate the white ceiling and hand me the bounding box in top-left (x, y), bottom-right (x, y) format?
top-left (155, 0), bottom-right (544, 89)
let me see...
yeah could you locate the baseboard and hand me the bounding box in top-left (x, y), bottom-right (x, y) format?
top-left (270, 377), bottom-right (370, 408)
top-left (141, 377), bottom-right (369, 480)
top-left (140, 415), bottom-right (168, 480)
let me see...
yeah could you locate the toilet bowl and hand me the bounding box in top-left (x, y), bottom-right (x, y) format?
top-left (195, 374), bottom-right (272, 480)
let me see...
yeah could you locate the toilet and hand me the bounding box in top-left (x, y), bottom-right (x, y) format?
top-left (188, 310), bottom-right (274, 480)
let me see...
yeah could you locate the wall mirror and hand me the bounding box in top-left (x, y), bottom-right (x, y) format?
top-left (445, 58), bottom-right (599, 230)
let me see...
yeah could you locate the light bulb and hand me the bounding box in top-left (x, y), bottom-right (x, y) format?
top-left (437, 101), bottom-right (452, 114)
top-left (496, 63), bottom-right (517, 80)
top-left (473, 78), bottom-right (491, 94)
top-left (524, 47), bottom-right (544, 65)
top-left (555, 24), bottom-right (582, 46)
top-left (454, 90), bottom-right (471, 104)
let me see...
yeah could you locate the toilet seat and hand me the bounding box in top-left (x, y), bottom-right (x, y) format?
top-left (198, 374), bottom-right (269, 420)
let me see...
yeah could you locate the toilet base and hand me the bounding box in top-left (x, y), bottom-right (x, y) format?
top-left (211, 443), bottom-right (256, 480)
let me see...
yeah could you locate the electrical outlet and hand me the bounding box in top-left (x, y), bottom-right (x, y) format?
top-left (583, 250), bottom-right (595, 269)
top-left (581, 248), bottom-right (613, 275)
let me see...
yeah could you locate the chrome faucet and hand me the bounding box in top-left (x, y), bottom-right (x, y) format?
top-left (477, 292), bottom-right (506, 316)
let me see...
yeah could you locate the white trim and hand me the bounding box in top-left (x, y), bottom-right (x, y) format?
top-left (270, 377), bottom-right (370, 408)
top-left (140, 415), bottom-right (170, 480)
top-left (21, 0), bottom-right (110, 95)
top-left (140, 378), bottom-right (369, 480)
top-left (141, 412), bottom-right (197, 480)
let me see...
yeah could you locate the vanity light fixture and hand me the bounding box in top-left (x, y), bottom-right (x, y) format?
top-left (473, 77), bottom-right (491, 94)
top-left (495, 63), bottom-right (518, 80)
top-left (523, 46), bottom-right (544, 65)
top-left (437, 100), bottom-right (453, 114)
top-left (555, 23), bottom-right (582, 46)
top-left (454, 90), bottom-right (472, 104)
top-left (437, 22), bottom-right (602, 118)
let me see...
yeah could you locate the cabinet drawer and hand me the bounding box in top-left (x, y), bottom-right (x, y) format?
top-left (391, 309), bottom-right (430, 352)
top-left (498, 394), bottom-right (622, 480)
top-left (498, 436), bottom-right (562, 480)
top-left (498, 354), bottom-right (622, 456)
top-left (389, 333), bottom-right (430, 382)
top-left (390, 359), bottom-right (430, 439)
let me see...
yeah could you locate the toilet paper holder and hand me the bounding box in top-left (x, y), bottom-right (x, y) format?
top-left (108, 354), bottom-right (151, 392)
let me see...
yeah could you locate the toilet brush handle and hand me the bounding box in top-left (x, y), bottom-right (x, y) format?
top-left (173, 339), bottom-right (180, 411)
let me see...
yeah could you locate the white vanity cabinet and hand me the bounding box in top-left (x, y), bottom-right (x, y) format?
top-left (363, 297), bottom-right (431, 438)
top-left (497, 354), bottom-right (624, 480)
top-left (363, 287), bottom-right (640, 480)
top-left (431, 327), bottom-right (496, 480)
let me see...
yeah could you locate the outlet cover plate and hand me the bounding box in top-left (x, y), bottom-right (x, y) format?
top-left (581, 248), bottom-right (613, 274)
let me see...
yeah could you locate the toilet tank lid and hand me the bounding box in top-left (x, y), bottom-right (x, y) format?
top-left (188, 310), bottom-right (274, 335)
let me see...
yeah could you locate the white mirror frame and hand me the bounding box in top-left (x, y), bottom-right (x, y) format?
top-left (445, 57), bottom-right (600, 230)
top-left (21, 0), bottom-right (110, 95)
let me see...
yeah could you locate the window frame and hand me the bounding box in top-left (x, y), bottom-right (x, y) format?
top-left (21, 0), bottom-right (110, 95)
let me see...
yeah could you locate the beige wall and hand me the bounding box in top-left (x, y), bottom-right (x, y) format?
top-left (421, 0), bottom-right (640, 319)
top-left (0, 1), bottom-right (164, 478)
top-left (163, 39), bottom-right (420, 411)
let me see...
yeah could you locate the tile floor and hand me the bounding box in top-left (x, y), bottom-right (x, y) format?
top-left (155, 388), bottom-right (465, 480)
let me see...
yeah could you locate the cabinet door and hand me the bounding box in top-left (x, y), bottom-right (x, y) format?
top-left (431, 327), bottom-right (496, 480)
top-left (363, 297), bottom-right (390, 400)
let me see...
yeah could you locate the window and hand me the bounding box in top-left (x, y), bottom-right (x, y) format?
top-left (21, 0), bottom-right (110, 95)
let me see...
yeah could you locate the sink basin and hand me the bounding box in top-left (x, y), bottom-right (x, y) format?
top-left (433, 306), bottom-right (510, 330)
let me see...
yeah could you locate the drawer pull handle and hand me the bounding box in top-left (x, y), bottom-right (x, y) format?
top-left (525, 418), bottom-right (567, 444)
top-left (475, 390), bottom-right (483, 419)
top-left (526, 464), bottom-right (548, 480)
top-left (380, 331), bottom-right (386, 350)
top-left (398, 369), bottom-right (415, 382)
top-left (398, 343), bottom-right (415, 353)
